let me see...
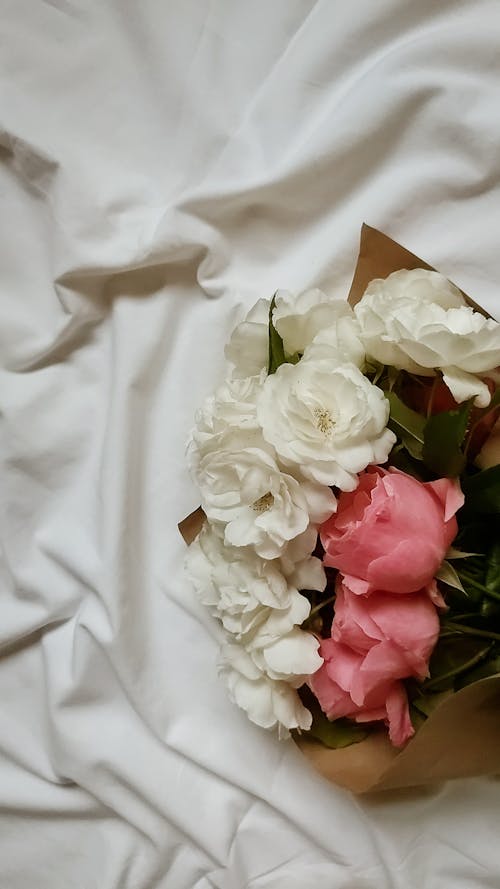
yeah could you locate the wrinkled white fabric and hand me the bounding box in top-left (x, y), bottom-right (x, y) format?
top-left (1, 1), bottom-right (500, 887)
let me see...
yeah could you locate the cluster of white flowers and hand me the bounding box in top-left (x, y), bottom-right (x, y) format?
top-left (186, 270), bottom-right (500, 736)
top-left (187, 287), bottom-right (395, 734)
top-left (355, 269), bottom-right (500, 407)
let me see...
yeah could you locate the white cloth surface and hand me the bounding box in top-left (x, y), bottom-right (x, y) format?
top-left (1, 1), bottom-right (500, 886)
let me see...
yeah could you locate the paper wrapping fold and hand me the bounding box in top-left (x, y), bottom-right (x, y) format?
top-left (179, 225), bottom-right (500, 792)
top-left (347, 223), bottom-right (489, 317)
top-left (296, 677), bottom-right (500, 793)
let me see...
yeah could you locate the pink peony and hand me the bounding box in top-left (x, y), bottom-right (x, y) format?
top-left (320, 467), bottom-right (464, 595)
top-left (309, 577), bottom-right (441, 746)
top-left (310, 638), bottom-right (414, 747)
top-left (333, 578), bottom-right (440, 681)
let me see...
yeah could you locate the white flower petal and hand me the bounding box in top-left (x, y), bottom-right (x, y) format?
top-left (256, 629), bottom-right (322, 680)
top-left (219, 643), bottom-right (312, 732)
top-left (299, 480), bottom-right (337, 524)
top-left (225, 298), bottom-right (270, 378)
top-left (355, 268), bottom-right (500, 380)
top-left (195, 428), bottom-right (316, 558)
top-left (257, 357), bottom-right (394, 489)
top-left (441, 366), bottom-right (491, 407)
top-left (271, 685), bottom-right (313, 732)
top-left (280, 526), bottom-right (319, 573)
top-left (285, 555), bottom-right (326, 593)
top-left (187, 524), bottom-right (291, 618)
top-left (273, 288), bottom-right (355, 356)
top-left (303, 315), bottom-right (365, 368)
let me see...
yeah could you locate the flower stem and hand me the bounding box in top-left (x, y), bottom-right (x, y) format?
top-left (442, 621), bottom-right (500, 643)
top-left (447, 612), bottom-right (485, 622)
top-left (424, 644), bottom-right (493, 690)
top-left (457, 571), bottom-right (500, 602)
top-left (308, 594), bottom-right (336, 618)
top-left (426, 375), bottom-right (439, 418)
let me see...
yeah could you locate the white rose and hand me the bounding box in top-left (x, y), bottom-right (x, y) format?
top-left (225, 298), bottom-right (270, 378)
top-left (257, 356), bottom-right (396, 489)
top-left (187, 524), bottom-right (311, 638)
top-left (193, 371), bottom-right (265, 439)
top-left (247, 627), bottom-right (323, 681)
top-left (303, 315), bottom-right (365, 369)
top-left (187, 523), bottom-right (289, 613)
top-left (219, 643), bottom-right (313, 734)
top-left (283, 553), bottom-right (326, 594)
top-left (187, 371), bottom-right (265, 474)
top-left (196, 428), bottom-right (335, 559)
top-left (236, 593), bottom-right (310, 644)
top-left (272, 288), bottom-right (357, 356)
top-left (279, 526), bottom-right (327, 593)
top-left (355, 269), bottom-right (500, 407)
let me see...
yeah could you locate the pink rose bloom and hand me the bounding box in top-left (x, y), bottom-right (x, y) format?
top-left (320, 467), bottom-right (464, 595)
top-left (310, 638), bottom-right (414, 747)
top-left (333, 578), bottom-right (440, 681)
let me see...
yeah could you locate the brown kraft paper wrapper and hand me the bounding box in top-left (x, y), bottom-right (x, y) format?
top-left (179, 225), bottom-right (500, 793)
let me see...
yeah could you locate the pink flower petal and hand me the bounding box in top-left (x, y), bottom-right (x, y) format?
top-left (351, 642), bottom-right (411, 704)
top-left (385, 682), bottom-right (414, 747)
top-left (426, 477), bottom-right (464, 522)
top-left (426, 579), bottom-right (447, 609)
top-left (320, 468), bottom-right (462, 596)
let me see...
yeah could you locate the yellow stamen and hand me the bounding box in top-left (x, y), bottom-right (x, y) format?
top-left (252, 492), bottom-right (274, 513)
top-left (314, 407), bottom-right (335, 436)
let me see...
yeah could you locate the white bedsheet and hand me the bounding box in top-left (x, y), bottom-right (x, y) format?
top-left (1, 1), bottom-right (500, 887)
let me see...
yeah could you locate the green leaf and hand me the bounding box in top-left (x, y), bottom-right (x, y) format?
top-left (285, 350), bottom-right (302, 366)
top-left (385, 391), bottom-right (426, 460)
top-left (267, 294), bottom-right (286, 375)
top-left (435, 560), bottom-right (466, 592)
top-left (485, 539), bottom-right (500, 596)
top-left (388, 447), bottom-right (434, 481)
top-left (412, 691), bottom-right (450, 717)
top-left (422, 402), bottom-right (471, 477)
top-left (455, 651), bottom-right (500, 689)
top-left (411, 690), bottom-right (450, 719)
top-left (480, 598), bottom-right (500, 620)
top-left (424, 634), bottom-right (493, 692)
top-left (476, 538), bottom-right (500, 615)
top-left (408, 704), bottom-right (427, 732)
top-left (462, 465), bottom-right (500, 514)
top-left (307, 714), bottom-right (369, 749)
top-left (451, 564), bottom-right (486, 607)
top-left (446, 547), bottom-right (479, 560)
top-left (453, 536), bottom-right (500, 611)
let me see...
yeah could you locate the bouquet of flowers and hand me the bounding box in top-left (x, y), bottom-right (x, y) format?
top-left (181, 226), bottom-right (500, 791)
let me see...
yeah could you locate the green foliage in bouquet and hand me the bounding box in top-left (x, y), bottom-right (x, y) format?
top-left (268, 294), bottom-right (302, 373)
